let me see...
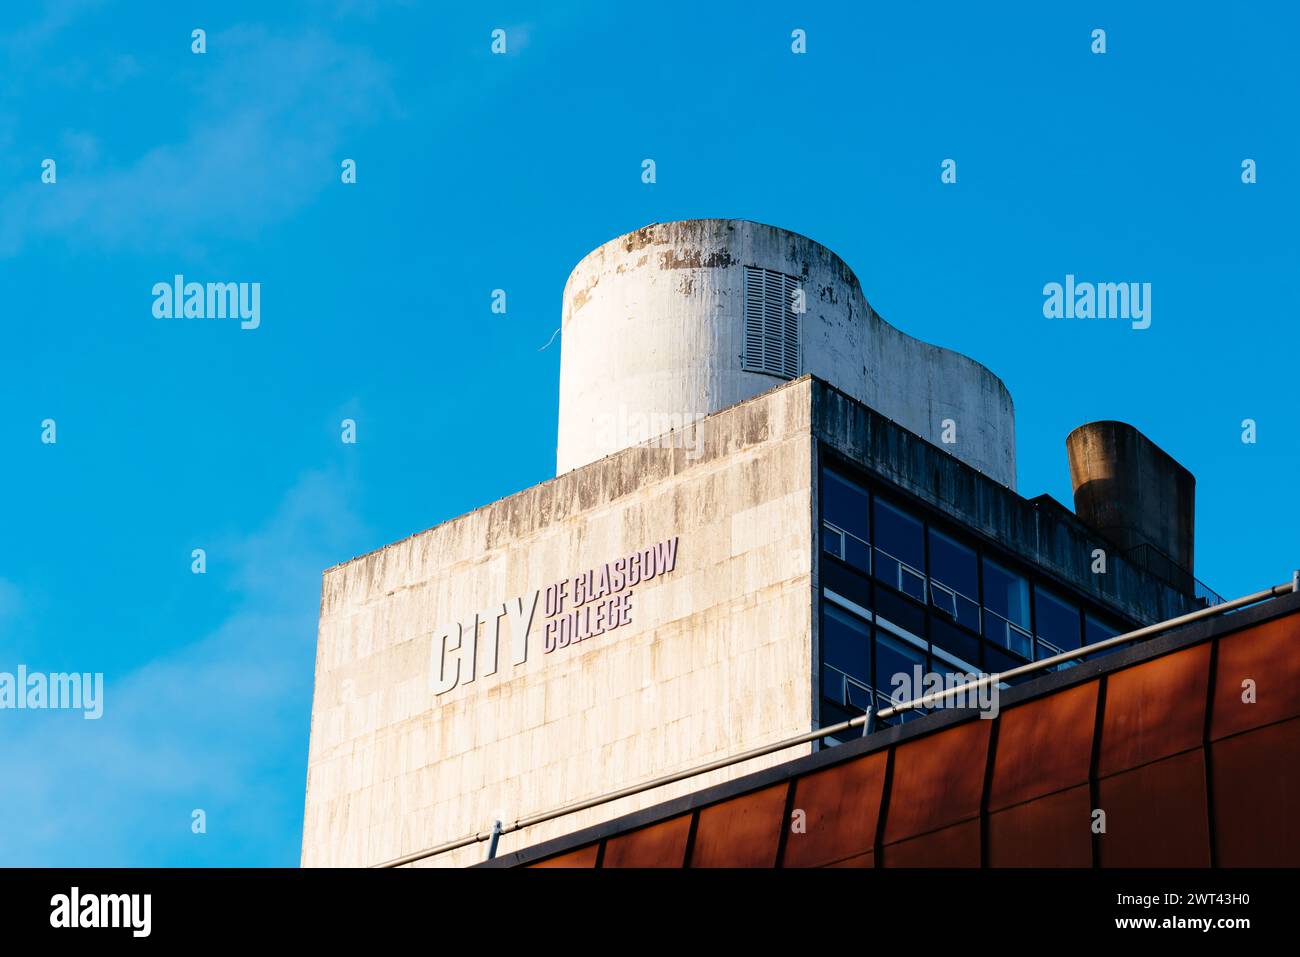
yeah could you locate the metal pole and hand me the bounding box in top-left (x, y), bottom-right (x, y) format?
top-left (486, 820), bottom-right (503, 861)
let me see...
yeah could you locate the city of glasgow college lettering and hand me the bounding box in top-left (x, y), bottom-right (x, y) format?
top-left (429, 537), bottom-right (680, 697)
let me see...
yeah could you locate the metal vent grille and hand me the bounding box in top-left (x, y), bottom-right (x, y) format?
top-left (742, 266), bottom-right (801, 379)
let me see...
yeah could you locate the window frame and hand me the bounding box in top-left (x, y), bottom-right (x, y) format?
top-left (816, 457), bottom-right (1142, 746)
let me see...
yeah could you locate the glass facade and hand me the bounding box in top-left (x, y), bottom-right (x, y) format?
top-left (1034, 585), bottom-right (1082, 668)
top-left (818, 462), bottom-right (1130, 739)
top-left (821, 470), bottom-right (871, 574)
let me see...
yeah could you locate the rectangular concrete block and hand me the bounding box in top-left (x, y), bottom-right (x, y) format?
top-left (303, 382), bottom-right (818, 867)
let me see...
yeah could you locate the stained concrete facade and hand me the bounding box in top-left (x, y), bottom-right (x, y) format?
top-left (557, 220), bottom-right (1017, 488)
top-left (302, 381), bottom-right (817, 868)
top-left (302, 375), bottom-right (1193, 867)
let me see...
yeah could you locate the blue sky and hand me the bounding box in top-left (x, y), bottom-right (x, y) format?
top-left (1, 1), bottom-right (1295, 865)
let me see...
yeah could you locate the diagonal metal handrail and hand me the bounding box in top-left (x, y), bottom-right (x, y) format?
top-left (372, 574), bottom-right (1299, 868)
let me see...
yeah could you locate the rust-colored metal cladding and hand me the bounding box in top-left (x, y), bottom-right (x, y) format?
top-left (989, 682), bottom-right (1098, 812)
top-left (482, 596), bottom-right (1300, 870)
top-left (1211, 615), bottom-right (1300, 739)
top-left (1099, 644), bottom-right (1210, 777)
top-left (988, 785), bottom-right (1092, 867)
top-left (601, 815), bottom-right (692, 868)
top-left (882, 820), bottom-right (981, 867)
top-left (1097, 750), bottom-right (1211, 868)
top-left (883, 719), bottom-right (991, 845)
top-left (1211, 717), bottom-right (1300, 866)
top-left (689, 783), bottom-right (789, 868)
top-left (825, 851), bottom-right (874, 868)
top-left (528, 843), bottom-right (600, 868)
top-left (783, 751), bottom-right (887, 867)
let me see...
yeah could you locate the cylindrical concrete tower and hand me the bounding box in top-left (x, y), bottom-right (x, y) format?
top-left (557, 219), bottom-right (1017, 488)
top-left (1066, 421), bottom-right (1196, 593)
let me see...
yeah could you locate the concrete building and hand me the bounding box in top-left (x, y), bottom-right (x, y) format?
top-left (557, 220), bottom-right (1016, 486)
top-left (301, 220), bottom-right (1237, 869)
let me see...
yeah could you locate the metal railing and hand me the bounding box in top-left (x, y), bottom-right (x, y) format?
top-left (371, 572), bottom-right (1299, 868)
top-left (823, 662), bottom-right (876, 713)
top-left (821, 521), bottom-right (870, 572)
top-left (1194, 580), bottom-right (1226, 609)
top-left (982, 605), bottom-right (1034, 658)
top-left (873, 545), bottom-right (927, 601)
top-left (1122, 542), bottom-right (1225, 607)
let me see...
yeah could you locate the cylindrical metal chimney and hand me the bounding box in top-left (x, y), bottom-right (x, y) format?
top-left (1066, 421), bottom-right (1195, 594)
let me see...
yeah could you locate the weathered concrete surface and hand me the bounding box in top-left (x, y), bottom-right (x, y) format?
top-left (557, 219), bottom-right (1018, 488)
top-left (302, 377), bottom-right (1194, 869)
top-left (1067, 421), bottom-right (1196, 593)
top-left (302, 381), bottom-right (816, 868)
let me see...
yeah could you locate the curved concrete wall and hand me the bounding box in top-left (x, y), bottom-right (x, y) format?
top-left (557, 219), bottom-right (1017, 488)
top-left (1067, 420), bottom-right (1196, 592)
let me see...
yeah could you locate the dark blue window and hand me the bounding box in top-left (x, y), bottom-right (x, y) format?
top-left (930, 616), bottom-right (981, 671)
top-left (822, 471), bottom-right (871, 574)
top-left (1083, 613), bottom-right (1124, 660)
top-left (1035, 585), bottom-right (1081, 661)
top-left (817, 466), bottom-right (1143, 743)
top-left (874, 586), bottom-right (926, 646)
top-left (1085, 613), bottom-right (1118, 645)
top-left (982, 557), bottom-right (1032, 659)
top-left (928, 527), bottom-right (981, 633)
top-left (875, 631), bottom-right (928, 723)
top-left (873, 497), bottom-right (925, 600)
top-left (822, 604), bottom-right (871, 711)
